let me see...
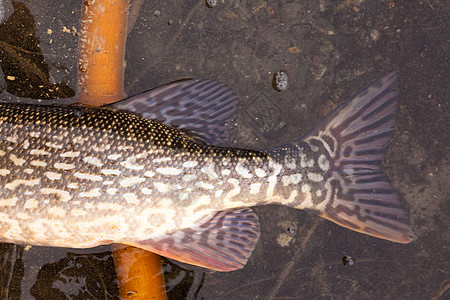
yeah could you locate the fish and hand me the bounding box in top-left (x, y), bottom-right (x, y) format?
top-left (0, 73), bottom-right (414, 271)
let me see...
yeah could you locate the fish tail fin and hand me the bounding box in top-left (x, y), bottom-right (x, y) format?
top-left (300, 73), bottom-right (414, 243)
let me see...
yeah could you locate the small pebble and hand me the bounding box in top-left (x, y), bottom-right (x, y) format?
top-left (342, 255), bottom-right (355, 266)
top-left (168, 18), bottom-right (173, 25)
top-left (370, 29), bottom-right (380, 41)
top-left (273, 71), bottom-right (288, 92)
top-left (286, 226), bottom-right (296, 236)
top-left (205, 0), bottom-right (217, 8)
top-left (154, 10), bottom-right (160, 17)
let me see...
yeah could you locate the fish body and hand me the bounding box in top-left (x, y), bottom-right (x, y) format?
top-left (0, 74), bottom-right (414, 271)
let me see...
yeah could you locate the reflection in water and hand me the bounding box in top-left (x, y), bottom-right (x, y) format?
top-left (0, 0), bottom-right (448, 299)
top-left (0, 244), bottom-right (24, 299)
top-left (0, 0), bottom-right (74, 99)
top-left (26, 250), bottom-right (118, 299)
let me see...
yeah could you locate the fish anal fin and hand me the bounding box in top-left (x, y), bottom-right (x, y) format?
top-left (128, 208), bottom-right (260, 271)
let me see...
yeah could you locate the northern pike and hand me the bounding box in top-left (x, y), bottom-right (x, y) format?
top-left (0, 73), bottom-right (414, 271)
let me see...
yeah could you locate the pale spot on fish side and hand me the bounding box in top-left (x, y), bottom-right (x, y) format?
top-left (24, 199), bottom-right (38, 209)
top-left (103, 181), bottom-right (114, 185)
top-left (83, 156), bottom-right (104, 167)
top-left (97, 202), bottom-right (123, 211)
top-left (201, 164), bottom-right (218, 180)
top-left (30, 160), bottom-right (47, 167)
top-left (120, 176), bottom-right (145, 187)
top-left (24, 168), bottom-right (34, 174)
top-left (189, 195), bottom-right (212, 211)
top-left (60, 151), bottom-right (80, 158)
top-left (74, 172), bottom-right (102, 181)
top-left (0, 150), bottom-right (5, 156)
top-left (179, 193), bottom-right (189, 200)
top-left (54, 162), bottom-right (75, 170)
top-left (285, 158), bottom-right (296, 170)
top-left (133, 207), bottom-right (173, 237)
top-left (300, 155), bottom-right (314, 168)
top-left (141, 188), bottom-right (152, 195)
top-left (28, 131), bottom-right (41, 138)
top-left (106, 188), bottom-right (118, 195)
top-left (41, 188), bottom-right (72, 202)
top-left (0, 216), bottom-right (21, 241)
top-left (249, 183), bottom-right (262, 194)
top-left (45, 171), bottom-right (62, 180)
top-left (107, 154), bottom-right (122, 160)
top-left (121, 160), bottom-right (144, 170)
top-left (215, 189), bottom-right (223, 198)
top-left (318, 154), bottom-right (329, 171)
top-left (0, 197), bottom-right (18, 206)
top-left (67, 182), bottom-right (78, 189)
top-left (316, 190), bottom-right (322, 197)
top-left (123, 193), bottom-right (140, 205)
top-left (195, 181), bottom-right (214, 190)
top-left (154, 182), bottom-right (181, 193)
top-left (22, 140), bottom-right (30, 149)
top-left (297, 184), bottom-right (313, 209)
top-left (266, 161), bottom-right (282, 199)
top-left (221, 169), bottom-right (231, 176)
top-left (6, 179), bottom-right (40, 190)
top-left (156, 167), bottom-right (182, 176)
top-left (6, 135), bottom-right (18, 143)
top-left (101, 169), bottom-right (121, 175)
top-left (45, 142), bottom-right (63, 149)
top-left (30, 149), bottom-right (51, 156)
top-left (255, 168), bottom-right (267, 178)
top-left (281, 173), bottom-right (303, 186)
top-left (307, 172), bottom-right (323, 182)
top-left (48, 207), bottom-right (66, 218)
top-left (286, 190), bottom-right (298, 203)
top-left (16, 212), bottom-right (31, 219)
top-left (223, 178), bottom-right (245, 207)
top-left (153, 157), bottom-right (171, 163)
top-left (71, 209), bottom-right (87, 217)
top-left (301, 184), bottom-right (311, 193)
top-left (182, 174), bottom-right (197, 182)
top-left (28, 219), bottom-right (49, 243)
top-left (235, 162), bottom-right (253, 179)
top-left (144, 171), bottom-right (155, 177)
top-left (80, 188), bottom-right (101, 198)
top-left (0, 169), bottom-right (10, 176)
top-left (182, 161), bottom-right (198, 168)
top-left (10, 154), bottom-right (26, 166)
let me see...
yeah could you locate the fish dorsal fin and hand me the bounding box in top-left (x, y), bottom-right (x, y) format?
top-left (110, 79), bottom-right (239, 146)
top-left (300, 73), bottom-right (414, 243)
top-left (127, 208), bottom-right (260, 271)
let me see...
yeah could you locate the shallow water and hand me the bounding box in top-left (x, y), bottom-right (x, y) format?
top-left (0, 0), bottom-right (448, 299)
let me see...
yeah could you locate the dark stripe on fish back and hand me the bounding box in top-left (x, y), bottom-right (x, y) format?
top-left (0, 103), bottom-right (267, 159)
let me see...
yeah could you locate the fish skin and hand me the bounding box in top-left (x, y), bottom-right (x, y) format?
top-left (0, 74), bottom-right (414, 271)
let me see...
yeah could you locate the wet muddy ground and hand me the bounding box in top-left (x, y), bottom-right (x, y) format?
top-left (0, 0), bottom-right (449, 299)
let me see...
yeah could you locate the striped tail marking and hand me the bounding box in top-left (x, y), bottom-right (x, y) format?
top-left (305, 73), bottom-right (415, 243)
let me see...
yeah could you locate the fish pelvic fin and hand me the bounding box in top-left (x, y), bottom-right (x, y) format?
top-left (299, 73), bottom-right (415, 243)
top-left (127, 208), bottom-right (260, 272)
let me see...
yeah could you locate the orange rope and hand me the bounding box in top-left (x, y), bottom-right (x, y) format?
top-left (77, 1), bottom-right (167, 298)
top-left (78, 0), bottom-right (127, 106)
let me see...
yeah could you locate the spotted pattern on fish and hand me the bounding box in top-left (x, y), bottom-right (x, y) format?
top-left (0, 74), bottom-right (414, 271)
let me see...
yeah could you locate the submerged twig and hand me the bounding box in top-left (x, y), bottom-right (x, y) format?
top-left (265, 219), bottom-right (321, 300)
